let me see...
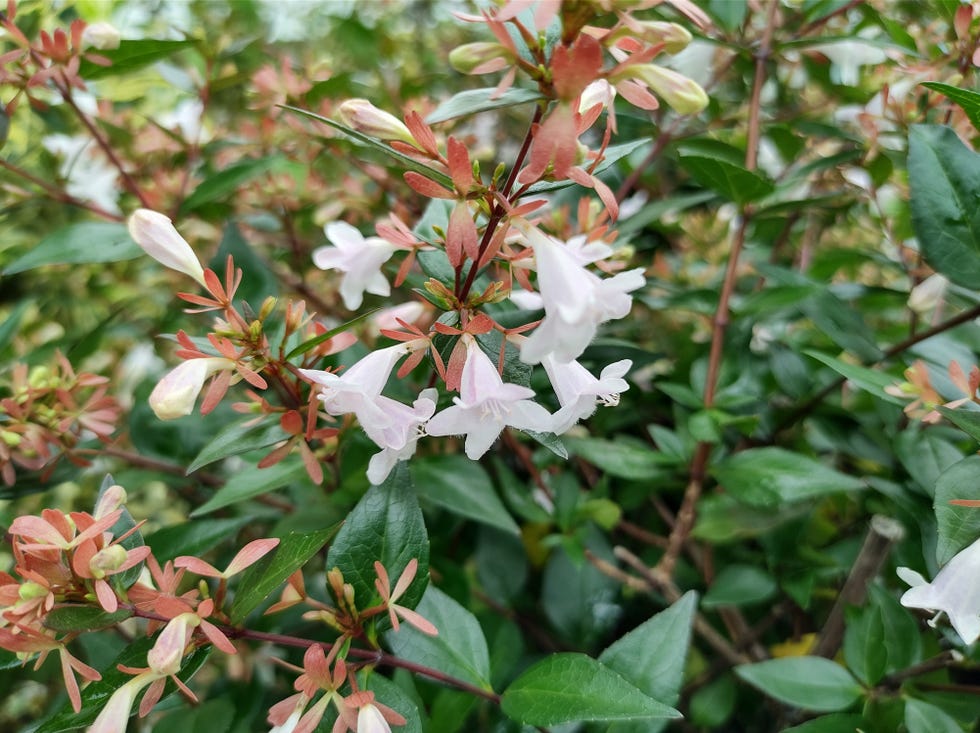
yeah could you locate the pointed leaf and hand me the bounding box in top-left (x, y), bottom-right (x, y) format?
top-left (734, 657), bottom-right (862, 712)
top-left (410, 455), bottom-right (519, 535)
top-left (426, 87), bottom-right (543, 124)
top-left (3, 223), bottom-right (139, 275)
top-left (934, 454), bottom-right (980, 564)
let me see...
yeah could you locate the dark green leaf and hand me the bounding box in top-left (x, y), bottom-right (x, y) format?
top-left (904, 698), bottom-right (963, 733)
top-left (782, 714), bottom-right (868, 733)
top-left (385, 585), bottom-right (492, 690)
top-left (702, 566), bottom-right (777, 608)
top-left (677, 140), bottom-right (774, 204)
top-left (938, 406), bottom-right (980, 443)
top-left (78, 39), bottom-right (196, 80)
top-left (326, 465), bottom-right (430, 614)
top-left (563, 436), bottom-right (670, 480)
top-left (908, 124), bottom-right (980, 288)
top-left (842, 605), bottom-right (886, 686)
top-left (804, 351), bottom-right (906, 405)
top-left (43, 607), bottom-right (132, 633)
top-left (186, 418), bottom-right (288, 473)
top-left (921, 82), bottom-right (980, 131)
top-left (411, 454), bottom-right (519, 535)
top-left (933, 454), bottom-right (980, 564)
top-left (3, 223), bottom-right (139, 275)
top-left (190, 458), bottom-right (307, 516)
top-left (711, 447), bottom-right (865, 507)
top-left (285, 309), bottom-right (378, 359)
top-left (229, 525), bottom-right (339, 624)
top-left (734, 657), bottom-right (862, 712)
top-left (181, 157), bottom-right (286, 213)
top-left (501, 653), bottom-right (681, 726)
top-left (426, 87), bottom-right (543, 124)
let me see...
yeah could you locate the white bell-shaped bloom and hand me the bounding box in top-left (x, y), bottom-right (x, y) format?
top-left (366, 389), bottom-right (437, 485)
top-left (426, 338), bottom-right (552, 459)
top-left (542, 355), bottom-right (632, 434)
top-left (313, 221), bottom-right (396, 310)
top-left (127, 209), bottom-right (207, 287)
top-left (899, 537), bottom-right (980, 645)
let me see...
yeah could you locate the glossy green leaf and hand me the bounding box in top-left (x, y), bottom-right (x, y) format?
top-left (908, 124), bottom-right (980, 288)
top-left (782, 714), bottom-right (867, 733)
top-left (921, 82), bottom-right (980, 131)
top-left (842, 605), bottom-right (886, 686)
top-left (734, 657), bottom-right (862, 712)
top-left (186, 418), bottom-right (288, 473)
top-left (563, 436), bottom-right (670, 480)
top-left (43, 606), bottom-right (132, 633)
top-left (904, 698), bottom-right (963, 733)
top-left (933, 454), bottom-right (980, 564)
top-left (710, 447), bottom-right (865, 507)
top-left (229, 524), bottom-right (339, 624)
top-left (181, 156), bottom-right (286, 213)
top-left (32, 637), bottom-right (210, 733)
top-left (326, 464), bottom-right (430, 614)
top-left (3, 222), bottom-right (140, 275)
top-left (190, 458), bottom-right (307, 516)
top-left (804, 351), bottom-right (906, 405)
top-left (426, 87), bottom-right (543, 124)
top-left (410, 454), bottom-right (519, 535)
top-left (281, 105), bottom-right (454, 189)
top-left (938, 406), bottom-right (980, 444)
top-left (285, 308), bottom-right (378, 359)
top-left (78, 39), bottom-right (196, 80)
top-left (385, 585), bottom-right (492, 690)
top-left (600, 593), bottom-right (697, 733)
top-left (869, 584), bottom-right (921, 674)
top-left (702, 565), bottom-right (777, 608)
top-left (501, 653), bottom-right (681, 726)
top-left (677, 140), bottom-right (774, 204)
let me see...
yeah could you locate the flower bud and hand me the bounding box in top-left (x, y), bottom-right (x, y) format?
top-left (148, 357), bottom-right (234, 420)
top-left (633, 65), bottom-right (708, 115)
top-left (448, 42), bottom-right (510, 75)
top-left (147, 612), bottom-right (199, 677)
top-left (93, 484), bottom-right (127, 519)
top-left (337, 99), bottom-right (414, 145)
top-left (908, 273), bottom-right (949, 314)
top-left (81, 22), bottom-right (121, 50)
top-left (127, 209), bottom-right (207, 287)
top-left (619, 21), bottom-right (691, 54)
top-left (90, 544), bottom-right (129, 579)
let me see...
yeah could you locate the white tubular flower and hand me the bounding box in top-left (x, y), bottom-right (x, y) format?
top-left (517, 224), bottom-right (645, 365)
top-left (338, 99), bottom-right (414, 145)
top-left (366, 389), bottom-right (437, 485)
top-left (898, 537), bottom-right (980, 646)
top-left (426, 337), bottom-right (552, 459)
top-left (313, 221), bottom-right (397, 310)
top-left (542, 355), bottom-right (632, 434)
top-left (149, 357), bottom-right (234, 420)
top-left (357, 703), bottom-right (393, 733)
top-left (87, 674), bottom-right (159, 733)
top-left (127, 209), bottom-right (207, 287)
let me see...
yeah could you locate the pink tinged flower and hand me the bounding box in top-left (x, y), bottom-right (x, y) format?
top-left (127, 209), bottom-right (207, 288)
top-left (374, 558), bottom-right (437, 636)
top-left (149, 357), bottom-right (235, 420)
top-left (88, 673), bottom-right (160, 733)
top-left (366, 389), bottom-right (437, 486)
top-left (426, 338), bottom-right (552, 459)
top-left (357, 703), bottom-right (394, 733)
top-left (542, 356), bottom-right (632, 434)
top-left (898, 537), bottom-right (980, 645)
top-left (517, 225), bottom-right (645, 364)
top-left (337, 99), bottom-right (414, 146)
top-left (314, 222), bottom-right (397, 310)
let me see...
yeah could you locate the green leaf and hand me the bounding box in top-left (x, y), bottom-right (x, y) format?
top-left (938, 406), bottom-right (980, 443)
top-left (32, 637), bottom-right (210, 733)
top-left (43, 606), bottom-right (132, 633)
top-left (186, 418), bottom-right (288, 473)
top-left (285, 308), bottom-right (378, 360)
top-left (3, 222), bottom-right (140, 275)
top-left (0, 300), bottom-right (30, 356)
top-left (563, 436), bottom-right (670, 480)
top-left (426, 87), bottom-right (543, 124)
top-left (151, 697), bottom-right (236, 733)
top-left (842, 605), bottom-right (886, 686)
top-left (804, 351), bottom-right (906, 405)
top-left (706, 0), bottom-right (748, 30)
top-left (933, 454), bottom-right (980, 564)
top-left (904, 698), bottom-right (964, 733)
top-left (410, 454), bottom-right (519, 535)
top-left (385, 585), bottom-right (492, 690)
top-left (78, 39), bottom-right (196, 80)
top-left (782, 714), bottom-right (868, 733)
top-left (908, 124), bottom-right (980, 288)
top-left (693, 494), bottom-right (811, 543)
top-left (702, 565), bottom-right (777, 608)
top-left (281, 105), bottom-right (454, 189)
top-left (600, 593), bottom-right (697, 733)
top-left (144, 517), bottom-right (253, 564)
top-left (677, 140), bottom-right (774, 205)
top-left (181, 157), bottom-right (286, 213)
top-left (869, 584), bottom-right (921, 674)
top-left (229, 524), bottom-right (339, 624)
top-left (191, 458), bottom-right (307, 516)
top-left (501, 653), bottom-right (681, 726)
top-left (326, 464), bottom-right (430, 614)
top-left (710, 447), bottom-right (865, 507)
top-left (921, 82), bottom-right (980, 131)
top-left (734, 657), bottom-right (862, 712)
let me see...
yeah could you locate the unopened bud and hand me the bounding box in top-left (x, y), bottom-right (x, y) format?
top-left (259, 296), bottom-right (277, 321)
top-left (617, 21), bottom-right (691, 54)
top-left (633, 65), bottom-right (708, 115)
top-left (148, 612), bottom-right (199, 677)
top-left (149, 357), bottom-right (234, 420)
top-left (1, 430), bottom-right (21, 447)
top-left (449, 42), bottom-right (511, 74)
top-left (81, 22), bottom-right (121, 50)
top-left (337, 99), bottom-right (414, 145)
top-left (90, 544), bottom-right (129, 579)
top-left (127, 209), bottom-right (208, 287)
top-left (93, 484), bottom-right (128, 519)
top-left (19, 581), bottom-right (47, 601)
